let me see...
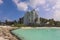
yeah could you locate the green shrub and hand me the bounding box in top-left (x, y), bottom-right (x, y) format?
top-left (13, 23), bottom-right (27, 27)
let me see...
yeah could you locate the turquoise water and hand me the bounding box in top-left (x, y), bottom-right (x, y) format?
top-left (12, 29), bottom-right (60, 40)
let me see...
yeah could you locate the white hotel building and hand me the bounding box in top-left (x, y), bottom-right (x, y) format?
top-left (24, 9), bottom-right (40, 25)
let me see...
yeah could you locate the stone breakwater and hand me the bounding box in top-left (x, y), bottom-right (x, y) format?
top-left (0, 27), bottom-right (19, 40)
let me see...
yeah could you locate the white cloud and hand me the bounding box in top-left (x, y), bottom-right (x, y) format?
top-left (17, 2), bottom-right (28, 11)
top-left (12, 0), bottom-right (28, 11)
top-left (29, 0), bottom-right (46, 8)
top-left (42, 0), bottom-right (60, 21)
top-left (29, 0), bottom-right (56, 11)
top-left (47, 0), bottom-right (56, 5)
top-left (12, 0), bottom-right (19, 4)
top-left (53, 10), bottom-right (60, 21)
top-left (12, 0), bottom-right (51, 11)
top-left (35, 8), bottom-right (40, 12)
top-left (52, 0), bottom-right (60, 21)
top-left (0, 0), bottom-right (3, 5)
top-left (12, 0), bottom-right (60, 21)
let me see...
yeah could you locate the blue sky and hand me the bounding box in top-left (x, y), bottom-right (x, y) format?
top-left (0, 0), bottom-right (60, 21)
top-left (0, 0), bottom-right (25, 21)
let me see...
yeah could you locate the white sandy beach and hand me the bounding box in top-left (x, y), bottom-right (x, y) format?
top-left (0, 26), bottom-right (18, 40)
top-left (0, 37), bottom-right (8, 40)
top-left (20, 27), bottom-right (60, 29)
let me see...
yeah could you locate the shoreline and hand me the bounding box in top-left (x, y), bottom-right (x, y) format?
top-left (10, 30), bottom-right (21, 40)
top-left (20, 27), bottom-right (60, 29)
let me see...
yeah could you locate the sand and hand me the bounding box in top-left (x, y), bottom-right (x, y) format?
top-left (0, 26), bottom-right (19, 40)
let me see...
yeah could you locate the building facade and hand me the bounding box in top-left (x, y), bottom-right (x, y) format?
top-left (24, 9), bottom-right (40, 25)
